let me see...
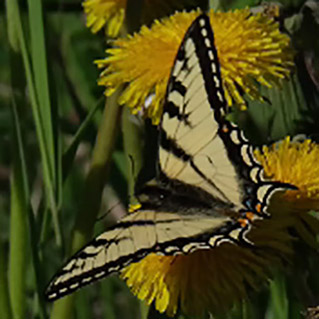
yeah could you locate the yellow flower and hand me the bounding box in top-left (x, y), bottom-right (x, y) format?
top-left (255, 137), bottom-right (319, 212)
top-left (96, 9), bottom-right (293, 123)
top-left (255, 137), bottom-right (319, 247)
top-left (83, 0), bottom-right (198, 36)
top-left (121, 215), bottom-right (294, 317)
top-left (119, 137), bottom-right (319, 317)
top-left (83, 0), bottom-right (126, 36)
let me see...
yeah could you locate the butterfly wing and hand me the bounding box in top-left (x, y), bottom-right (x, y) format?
top-left (159, 14), bottom-right (294, 217)
top-left (46, 210), bottom-right (242, 301)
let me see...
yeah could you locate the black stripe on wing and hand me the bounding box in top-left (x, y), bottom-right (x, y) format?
top-left (160, 129), bottom-right (234, 204)
top-left (45, 214), bottom-right (243, 302)
top-left (163, 15), bottom-right (226, 123)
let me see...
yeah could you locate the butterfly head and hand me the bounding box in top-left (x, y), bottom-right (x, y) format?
top-left (136, 181), bottom-right (170, 209)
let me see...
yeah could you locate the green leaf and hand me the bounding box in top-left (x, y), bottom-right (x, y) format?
top-left (238, 73), bottom-right (309, 144)
top-left (219, 0), bottom-right (258, 11)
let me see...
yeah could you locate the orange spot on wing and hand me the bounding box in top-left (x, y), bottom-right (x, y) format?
top-left (255, 203), bottom-right (262, 213)
top-left (245, 212), bottom-right (255, 221)
top-left (238, 218), bottom-right (248, 227)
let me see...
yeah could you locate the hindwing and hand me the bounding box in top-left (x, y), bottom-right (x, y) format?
top-left (46, 210), bottom-right (243, 301)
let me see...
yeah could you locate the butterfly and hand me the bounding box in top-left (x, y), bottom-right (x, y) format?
top-left (45, 13), bottom-right (293, 301)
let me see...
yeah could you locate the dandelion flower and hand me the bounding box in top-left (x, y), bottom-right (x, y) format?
top-left (255, 137), bottom-right (319, 212)
top-left (255, 136), bottom-right (319, 246)
top-left (121, 213), bottom-right (294, 317)
top-left (97, 9), bottom-right (293, 123)
top-left (83, 0), bottom-right (198, 36)
top-left (83, 0), bottom-right (126, 36)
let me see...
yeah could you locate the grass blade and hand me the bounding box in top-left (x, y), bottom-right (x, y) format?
top-left (9, 106), bottom-right (28, 319)
top-left (11, 101), bottom-right (48, 319)
top-left (6, 2), bottom-right (30, 318)
top-left (6, 0), bottom-right (62, 246)
top-left (6, 3), bottom-right (48, 314)
top-left (27, 0), bottom-right (55, 182)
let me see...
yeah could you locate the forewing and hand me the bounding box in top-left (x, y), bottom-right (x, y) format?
top-left (159, 15), bottom-right (243, 208)
top-left (159, 14), bottom-right (295, 217)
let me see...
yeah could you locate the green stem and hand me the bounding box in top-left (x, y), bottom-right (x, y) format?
top-left (209, 0), bottom-right (220, 10)
top-left (241, 301), bottom-right (249, 319)
top-left (121, 107), bottom-right (144, 204)
top-left (140, 301), bottom-right (149, 319)
top-left (0, 243), bottom-right (11, 319)
top-left (50, 91), bottom-right (123, 319)
top-left (269, 273), bottom-right (289, 319)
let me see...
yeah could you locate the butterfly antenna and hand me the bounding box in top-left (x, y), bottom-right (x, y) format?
top-left (97, 154), bottom-right (141, 222)
top-left (96, 200), bottom-right (125, 222)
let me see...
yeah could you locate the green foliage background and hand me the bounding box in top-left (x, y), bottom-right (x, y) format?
top-left (1, 0), bottom-right (319, 319)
